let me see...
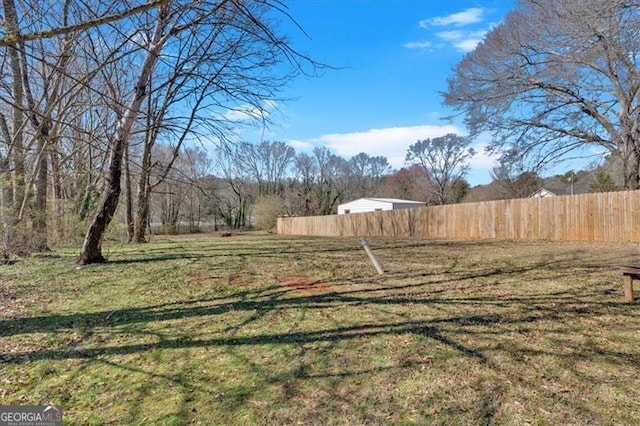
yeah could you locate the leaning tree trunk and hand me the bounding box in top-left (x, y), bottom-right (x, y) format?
top-left (78, 4), bottom-right (169, 265)
top-left (78, 136), bottom-right (125, 264)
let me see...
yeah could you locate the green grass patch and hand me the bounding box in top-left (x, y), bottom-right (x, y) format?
top-left (1, 234), bottom-right (639, 424)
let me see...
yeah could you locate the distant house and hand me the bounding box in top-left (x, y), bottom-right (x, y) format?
top-left (530, 188), bottom-right (558, 198)
top-left (337, 198), bottom-right (426, 215)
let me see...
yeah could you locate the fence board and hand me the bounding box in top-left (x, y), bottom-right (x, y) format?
top-left (277, 190), bottom-right (640, 242)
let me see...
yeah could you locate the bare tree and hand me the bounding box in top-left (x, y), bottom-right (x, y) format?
top-left (491, 150), bottom-right (543, 199)
top-left (0, 0), bottom-right (168, 47)
top-left (78, 2), bottom-right (176, 264)
top-left (181, 147), bottom-right (213, 231)
top-left (235, 140), bottom-right (295, 197)
top-left (0, 0), bottom-right (81, 255)
top-left (1, 0), bottom-right (29, 258)
top-left (213, 144), bottom-right (254, 229)
top-left (444, 0), bottom-right (640, 189)
top-left (405, 134), bottom-right (475, 205)
top-left (131, 67), bottom-right (212, 243)
top-left (77, 0), bottom-right (317, 263)
top-left (347, 152), bottom-right (390, 199)
top-left (379, 165), bottom-right (430, 201)
top-left (154, 157), bottom-right (188, 234)
top-left (0, 0), bottom-right (157, 258)
top-left (312, 147), bottom-right (349, 215)
top-left (289, 152), bottom-right (317, 216)
top-left (127, 7), bottom-right (276, 243)
top-left (143, 145), bottom-right (212, 234)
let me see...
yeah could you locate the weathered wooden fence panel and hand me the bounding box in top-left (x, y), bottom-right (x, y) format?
top-left (277, 190), bottom-right (640, 242)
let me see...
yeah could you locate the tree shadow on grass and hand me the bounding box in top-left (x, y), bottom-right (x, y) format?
top-left (1, 249), bottom-right (635, 341)
top-left (1, 283), bottom-right (637, 364)
top-left (3, 263), bottom-right (638, 424)
top-left (99, 240), bottom-right (471, 266)
top-left (0, 318), bottom-right (501, 364)
top-left (4, 235), bottom-right (640, 423)
top-left (3, 248), bottom-right (638, 387)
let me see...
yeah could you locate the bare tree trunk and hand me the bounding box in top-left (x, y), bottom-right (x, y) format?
top-left (635, 147), bottom-right (640, 190)
top-left (26, 26), bottom-right (74, 249)
top-left (124, 142), bottom-right (134, 243)
top-left (628, 145), bottom-right (640, 190)
top-left (79, 4), bottom-right (169, 265)
top-left (3, 0), bottom-right (27, 256)
top-left (132, 74), bottom-right (196, 243)
top-left (51, 150), bottom-right (63, 201)
top-left (133, 131), bottom-right (152, 243)
top-left (32, 135), bottom-right (49, 251)
top-left (50, 148), bottom-right (65, 241)
top-left (78, 135), bottom-right (125, 264)
top-left (133, 188), bottom-right (151, 242)
top-left (619, 139), bottom-right (640, 190)
top-left (0, 157), bottom-right (12, 261)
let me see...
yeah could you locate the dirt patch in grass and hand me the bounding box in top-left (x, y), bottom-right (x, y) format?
top-left (228, 275), bottom-right (250, 286)
top-left (185, 272), bottom-right (210, 285)
top-left (279, 275), bottom-right (330, 292)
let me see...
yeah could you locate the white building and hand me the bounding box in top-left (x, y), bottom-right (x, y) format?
top-left (337, 198), bottom-right (426, 215)
top-left (530, 188), bottom-right (558, 198)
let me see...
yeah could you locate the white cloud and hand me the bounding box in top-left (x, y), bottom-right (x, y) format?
top-left (223, 100), bottom-right (278, 122)
top-left (435, 29), bottom-right (488, 53)
top-left (420, 8), bottom-right (484, 28)
top-left (469, 142), bottom-right (500, 170)
top-left (403, 41), bottom-right (432, 50)
top-left (287, 139), bottom-right (314, 151)
top-left (264, 99), bottom-right (277, 108)
top-left (436, 30), bottom-right (465, 41)
top-left (287, 126), bottom-right (502, 185)
top-left (407, 9), bottom-right (491, 54)
top-left (287, 124), bottom-right (463, 169)
top-left (223, 105), bottom-right (266, 122)
top-left (224, 109), bottom-right (258, 122)
top-left (453, 38), bottom-right (483, 53)
top-left (464, 133), bottom-right (502, 184)
top-left (470, 29), bottom-right (490, 39)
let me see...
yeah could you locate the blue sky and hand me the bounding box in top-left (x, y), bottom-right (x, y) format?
top-left (232, 1), bottom-right (517, 185)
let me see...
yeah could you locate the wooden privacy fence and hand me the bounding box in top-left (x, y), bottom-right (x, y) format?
top-left (277, 190), bottom-right (640, 242)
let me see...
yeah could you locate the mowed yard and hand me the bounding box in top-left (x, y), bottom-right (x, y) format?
top-left (1, 233), bottom-right (639, 425)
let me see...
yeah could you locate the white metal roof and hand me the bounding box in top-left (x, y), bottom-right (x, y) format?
top-left (340, 198), bottom-right (425, 205)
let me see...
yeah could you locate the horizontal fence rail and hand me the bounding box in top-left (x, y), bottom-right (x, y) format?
top-left (277, 190), bottom-right (640, 242)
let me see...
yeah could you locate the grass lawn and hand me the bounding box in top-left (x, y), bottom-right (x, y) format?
top-left (1, 233), bottom-right (639, 424)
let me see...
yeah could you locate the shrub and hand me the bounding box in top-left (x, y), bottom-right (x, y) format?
top-left (253, 195), bottom-right (284, 232)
